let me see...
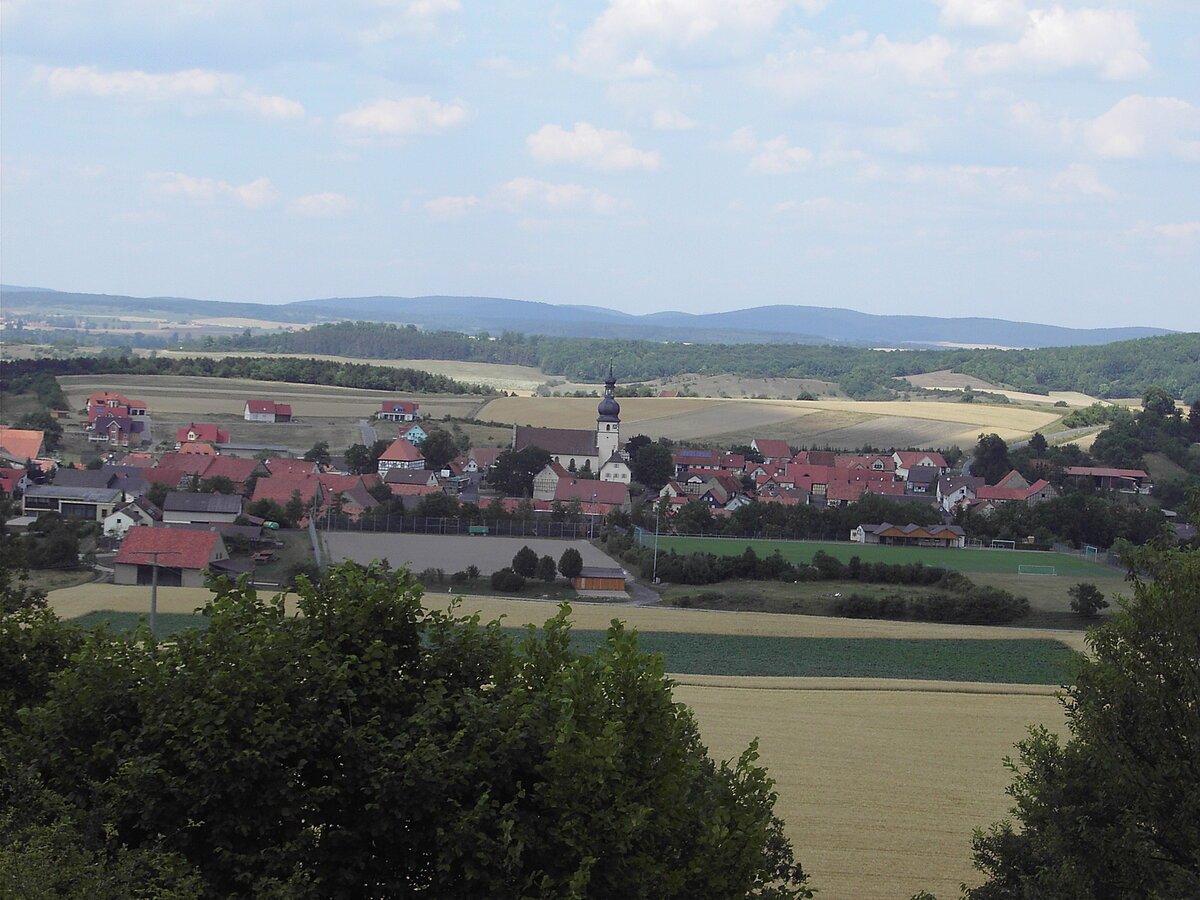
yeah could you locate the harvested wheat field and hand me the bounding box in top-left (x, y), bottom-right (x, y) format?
top-left (902, 370), bottom-right (1098, 407)
top-left (479, 395), bottom-right (1063, 447)
top-left (59, 375), bottom-right (487, 420)
top-left (678, 683), bottom-right (1064, 899)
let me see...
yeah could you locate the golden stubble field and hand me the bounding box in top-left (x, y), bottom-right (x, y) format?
top-left (902, 370), bottom-right (1100, 408)
top-left (50, 585), bottom-right (1073, 899)
top-left (58, 374), bottom-right (488, 420)
top-left (479, 395), bottom-right (1063, 447)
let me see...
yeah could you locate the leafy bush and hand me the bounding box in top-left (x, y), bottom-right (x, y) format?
top-left (489, 568), bottom-right (525, 592)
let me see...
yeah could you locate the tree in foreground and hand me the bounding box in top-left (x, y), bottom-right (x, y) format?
top-left (967, 547), bottom-right (1200, 898)
top-left (0, 563), bottom-right (811, 898)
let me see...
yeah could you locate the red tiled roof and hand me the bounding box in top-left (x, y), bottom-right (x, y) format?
top-left (894, 451), bottom-right (948, 469)
top-left (835, 454), bottom-right (896, 471)
top-left (246, 400), bottom-right (291, 416)
top-left (388, 483), bottom-right (441, 497)
top-left (469, 447), bottom-right (503, 468)
top-left (158, 453), bottom-right (215, 477)
top-left (793, 450), bottom-right (836, 467)
top-left (264, 458), bottom-right (318, 476)
top-left (142, 467), bottom-right (185, 487)
top-left (252, 474), bottom-right (321, 506)
top-left (382, 400), bottom-right (419, 413)
top-left (379, 438), bottom-right (423, 463)
top-left (178, 442), bottom-right (218, 456)
top-left (553, 478), bottom-right (628, 505)
top-left (176, 423), bottom-right (230, 444)
top-left (752, 439), bottom-right (791, 459)
top-left (976, 479), bottom-right (1052, 502)
top-left (319, 472), bottom-right (380, 493)
top-left (202, 456), bottom-right (262, 485)
top-left (115, 526), bottom-right (220, 570)
top-left (0, 427), bottom-right (45, 462)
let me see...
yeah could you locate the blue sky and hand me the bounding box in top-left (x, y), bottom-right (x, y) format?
top-left (2, 0), bottom-right (1198, 329)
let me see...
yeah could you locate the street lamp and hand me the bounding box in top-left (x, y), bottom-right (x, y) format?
top-left (652, 499), bottom-right (662, 584)
top-left (140, 549), bottom-right (180, 639)
top-left (590, 491), bottom-right (597, 540)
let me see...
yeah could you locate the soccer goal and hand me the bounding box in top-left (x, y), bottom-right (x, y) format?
top-left (1018, 564), bottom-right (1057, 576)
top-left (990, 539), bottom-right (1016, 550)
top-left (1084, 545), bottom-right (1100, 560)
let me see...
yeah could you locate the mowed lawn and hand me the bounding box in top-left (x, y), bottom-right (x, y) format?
top-left (654, 535), bottom-right (1112, 577)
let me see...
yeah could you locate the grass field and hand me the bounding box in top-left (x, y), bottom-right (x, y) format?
top-left (478, 395), bottom-right (1062, 447)
top-left (652, 535), bottom-right (1114, 577)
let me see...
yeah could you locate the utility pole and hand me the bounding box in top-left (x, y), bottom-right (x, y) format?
top-left (652, 499), bottom-right (661, 584)
top-left (141, 549), bottom-right (181, 639)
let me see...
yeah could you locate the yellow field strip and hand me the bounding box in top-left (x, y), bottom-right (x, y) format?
top-left (670, 674), bottom-right (1060, 696)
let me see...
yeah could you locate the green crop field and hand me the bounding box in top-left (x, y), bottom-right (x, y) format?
top-left (502, 629), bottom-right (1072, 684)
top-left (72, 612), bottom-right (1070, 683)
top-left (651, 535), bottom-right (1112, 577)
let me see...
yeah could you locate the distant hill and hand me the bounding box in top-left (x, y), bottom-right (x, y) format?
top-left (0, 287), bottom-right (1173, 348)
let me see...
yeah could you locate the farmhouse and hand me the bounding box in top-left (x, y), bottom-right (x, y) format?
top-left (103, 496), bottom-right (163, 538)
top-left (532, 462), bottom-right (570, 501)
top-left (113, 526), bottom-right (227, 588)
top-left (243, 400), bottom-right (292, 422)
top-left (851, 522), bottom-right (966, 548)
top-left (377, 438), bottom-right (425, 475)
top-left (975, 471), bottom-right (1058, 507)
top-left (893, 451), bottom-right (949, 479)
top-left (0, 427), bottom-right (45, 465)
top-left (379, 400), bottom-right (421, 422)
top-left (572, 566), bottom-right (627, 593)
top-left (1063, 466), bottom-right (1152, 494)
top-left (937, 475), bottom-right (984, 512)
top-left (87, 413), bottom-right (150, 447)
top-left (23, 484), bottom-right (122, 522)
top-left (402, 424), bottom-right (428, 445)
top-left (513, 366), bottom-right (623, 474)
top-left (175, 423), bottom-right (230, 446)
top-left (162, 491), bottom-right (243, 525)
top-left (750, 439), bottom-right (791, 461)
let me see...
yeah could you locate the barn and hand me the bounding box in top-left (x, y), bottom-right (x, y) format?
top-left (572, 566), bottom-right (627, 593)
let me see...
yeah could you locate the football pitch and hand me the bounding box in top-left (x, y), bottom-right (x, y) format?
top-left (650, 535), bottom-right (1112, 577)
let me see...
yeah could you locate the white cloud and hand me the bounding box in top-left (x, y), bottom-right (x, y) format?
top-left (574, 0), bottom-right (822, 76)
top-left (337, 96), bottom-right (471, 137)
top-left (1050, 163), bottom-right (1113, 197)
top-left (968, 7), bottom-right (1150, 80)
top-left (1152, 222), bottom-right (1200, 240)
top-left (935, 0), bottom-right (1026, 32)
top-left (36, 65), bottom-right (304, 119)
top-left (479, 56), bottom-right (533, 78)
top-left (288, 192), bottom-right (354, 217)
top-left (1085, 95), bottom-right (1200, 160)
top-left (149, 172), bottom-right (278, 209)
top-left (758, 33), bottom-right (954, 97)
top-left (424, 194), bottom-right (480, 219)
top-left (527, 122), bottom-right (661, 171)
top-left (725, 127), bottom-right (813, 174)
top-left (652, 109), bottom-right (697, 130)
top-left (494, 177), bottom-right (618, 214)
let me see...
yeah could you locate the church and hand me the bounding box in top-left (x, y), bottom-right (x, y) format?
top-left (511, 365), bottom-right (631, 484)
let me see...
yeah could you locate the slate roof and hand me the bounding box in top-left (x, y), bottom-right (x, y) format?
top-left (53, 469), bottom-right (120, 489)
top-left (24, 484), bottom-right (122, 503)
top-left (163, 491), bottom-right (243, 515)
top-left (514, 426), bottom-right (597, 458)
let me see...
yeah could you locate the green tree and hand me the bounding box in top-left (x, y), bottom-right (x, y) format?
top-left (1140, 385), bottom-right (1178, 421)
top-left (419, 428), bottom-right (459, 471)
top-left (284, 489), bottom-right (306, 526)
top-left (486, 447), bottom-right (552, 497)
top-left (631, 442), bottom-right (674, 491)
top-left (624, 434), bottom-right (652, 460)
top-left (198, 475), bottom-right (236, 495)
top-left (968, 547), bottom-right (1200, 898)
top-left (558, 547), bottom-right (584, 580)
top-left (1068, 582), bottom-right (1108, 617)
top-left (536, 555), bottom-right (558, 583)
top-left (343, 443), bottom-right (373, 475)
top-left (413, 491), bottom-right (460, 519)
top-left (972, 433), bottom-right (1013, 485)
top-left (1028, 432), bottom-right (1047, 457)
top-left (145, 481), bottom-right (169, 510)
top-left (512, 545), bottom-right (538, 578)
top-left (303, 441), bottom-right (331, 467)
top-left (674, 500), bottom-right (714, 535)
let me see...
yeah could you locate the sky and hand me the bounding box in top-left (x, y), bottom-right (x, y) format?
top-left (2, 0), bottom-right (1198, 329)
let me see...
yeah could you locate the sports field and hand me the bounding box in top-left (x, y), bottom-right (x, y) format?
top-left (651, 534), bottom-right (1113, 577)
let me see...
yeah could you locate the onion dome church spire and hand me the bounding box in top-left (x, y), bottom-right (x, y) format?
top-left (597, 361), bottom-right (621, 423)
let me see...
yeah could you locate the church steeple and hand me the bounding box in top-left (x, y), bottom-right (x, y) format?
top-left (597, 361), bottom-right (620, 423)
top-left (596, 361), bottom-right (620, 462)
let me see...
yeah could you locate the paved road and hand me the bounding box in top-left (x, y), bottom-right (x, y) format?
top-left (356, 419), bottom-right (378, 447)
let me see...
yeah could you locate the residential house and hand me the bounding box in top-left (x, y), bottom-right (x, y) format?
top-left (264, 458), bottom-right (318, 477)
top-left (599, 453), bottom-right (631, 484)
top-left (851, 522), bottom-right (966, 548)
top-left (86, 413), bottom-right (150, 447)
top-left (51, 468), bottom-right (137, 501)
top-left (103, 497), bottom-right (163, 538)
top-left (243, 400), bottom-right (292, 423)
top-left (0, 427), bottom-right (45, 465)
top-left (377, 438), bottom-right (425, 475)
top-left (533, 462), bottom-right (570, 501)
top-left (383, 468), bottom-right (441, 488)
top-left (792, 450), bottom-right (837, 467)
top-left (835, 454), bottom-right (896, 474)
top-left (937, 475), bottom-right (984, 512)
top-left (23, 484), bottom-right (122, 522)
top-left (402, 423), bottom-right (429, 445)
top-left (178, 441), bottom-right (218, 456)
top-left (1063, 466), bottom-right (1153, 494)
top-left (200, 456), bottom-right (267, 494)
top-left (904, 466), bottom-right (941, 494)
top-left (379, 400), bottom-right (421, 422)
top-left (671, 449), bottom-right (745, 477)
top-left (749, 439), bottom-right (791, 461)
top-left (0, 467), bottom-right (31, 497)
top-left (113, 526), bottom-right (228, 588)
top-left (162, 491), bottom-right (243, 525)
top-left (974, 470), bottom-right (1058, 508)
top-left (553, 477), bottom-right (630, 512)
top-left (86, 391), bottom-right (147, 419)
top-left (468, 448), bottom-right (503, 471)
top-left (893, 451), bottom-right (949, 480)
top-left (175, 423), bottom-right (230, 446)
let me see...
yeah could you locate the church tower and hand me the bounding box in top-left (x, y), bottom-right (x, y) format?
top-left (596, 362), bottom-right (621, 463)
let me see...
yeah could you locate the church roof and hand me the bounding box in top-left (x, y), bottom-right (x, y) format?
top-left (514, 426), bottom-right (598, 458)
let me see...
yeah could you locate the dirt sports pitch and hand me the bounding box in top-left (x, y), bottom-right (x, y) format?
top-left (652, 535), bottom-right (1112, 577)
top-left (322, 532), bottom-right (622, 576)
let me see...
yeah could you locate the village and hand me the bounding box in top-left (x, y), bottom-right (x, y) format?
top-left (0, 368), bottom-right (1155, 601)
